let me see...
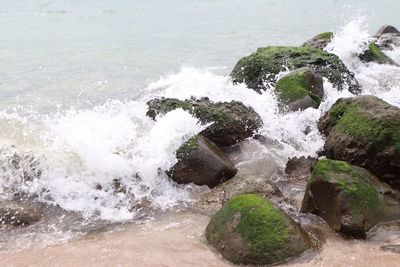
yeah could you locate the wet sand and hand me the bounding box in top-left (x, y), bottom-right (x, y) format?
top-left (0, 210), bottom-right (399, 267)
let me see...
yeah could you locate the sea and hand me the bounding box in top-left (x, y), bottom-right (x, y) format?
top-left (0, 0), bottom-right (399, 249)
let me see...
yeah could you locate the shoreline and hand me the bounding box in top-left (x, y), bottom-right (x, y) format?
top-left (0, 209), bottom-right (399, 267)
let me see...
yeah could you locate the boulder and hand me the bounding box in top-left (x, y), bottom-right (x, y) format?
top-left (302, 32), bottom-right (334, 49)
top-left (231, 46), bottom-right (360, 94)
top-left (374, 25), bottom-right (399, 38)
top-left (206, 194), bottom-right (309, 265)
top-left (147, 97), bottom-right (262, 147)
top-left (0, 202), bottom-right (42, 227)
top-left (376, 33), bottom-right (400, 50)
top-left (318, 96), bottom-right (400, 189)
top-left (275, 67), bottom-right (324, 111)
top-left (168, 135), bottom-right (237, 188)
top-left (374, 25), bottom-right (400, 50)
top-left (301, 159), bottom-right (400, 238)
top-left (359, 43), bottom-right (399, 66)
top-left (285, 156), bottom-right (317, 181)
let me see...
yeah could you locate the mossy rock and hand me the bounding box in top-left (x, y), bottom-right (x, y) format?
top-left (231, 46), bottom-right (360, 94)
top-left (301, 159), bottom-right (400, 238)
top-left (302, 32), bottom-right (334, 49)
top-left (275, 67), bottom-right (324, 110)
top-left (206, 194), bottom-right (309, 265)
top-left (146, 97), bottom-right (262, 147)
top-left (359, 43), bottom-right (399, 65)
top-left (169, 135), bottom-right (237, 187)
top-left (318, 95), bottom-right (400, 189)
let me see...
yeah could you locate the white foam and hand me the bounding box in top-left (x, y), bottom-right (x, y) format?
top-left (0, 16), bottom-right (399, 222)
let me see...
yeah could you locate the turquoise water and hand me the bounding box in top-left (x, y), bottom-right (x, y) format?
top-left (1, 0), bottom-right (399, 108)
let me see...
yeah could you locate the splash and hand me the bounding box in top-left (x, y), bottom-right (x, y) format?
top-left (0, 16), bottom-right (399, 223)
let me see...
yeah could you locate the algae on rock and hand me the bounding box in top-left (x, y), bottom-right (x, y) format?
top-left (275, 67), bottom-right (324, 110)
top-left (231, 46), bottom-right (360, 94)
top-left (147, 97), bottom-right (262, 147)
top-left (206, 194), bottom-right (309, 265)
top-left (301, 159), bottom-right (400, 238)
top-left (318, 96), bottom-right (400, 189)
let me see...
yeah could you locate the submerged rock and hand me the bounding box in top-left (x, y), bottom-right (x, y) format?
top-left (381, 245), bottom-right (400, 254)
top-left (0, 202), bottom-right (43, 227)
top-left (359, 43), bottom-right (399, 66)
top-left (147, 97), bottom-right (262, 147)
top-left (168, 135), bottom-right (237, 188)
top-left (206, 194), bottom-right (309, 265)
top-left (275, 67), bottom-right (324, 111)
top-left (301, 159), bottom-right (400, 238)
top-left (318, 96), bottom-right (400, 189)
top-left (230, 46), bottom-right (360, 94)
top-left (367, 221), bottom-right (400, 243)
top-left (301, 32), bottom-right (334, 50)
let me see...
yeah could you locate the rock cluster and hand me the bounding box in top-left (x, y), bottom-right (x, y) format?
top-left (139, 24), bottom-right (400, 265)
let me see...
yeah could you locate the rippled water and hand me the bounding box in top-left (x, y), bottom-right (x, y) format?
top-left (0, 0), bottom-right (400, 248)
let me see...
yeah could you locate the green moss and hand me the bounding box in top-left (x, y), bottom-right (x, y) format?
top-left (176, 136), bottom-right (199, 160)
top-left (275, 69), bottom-right (321, 106)
top-left (231, 46), bottom-right (359, 93)
top-left (206, 194), bottom-right (307, 265)
top-left (312, 159), bottom-right (351, 181)
top-left (368, 43), bottom-right (387, 61)
top-left (330, 104), bottom-right (400, 152)
top-left (311, 159), bottom-right (384, 226)
top-left (359, 43), bottom-right (391, 64)
top-left (315, 32), bottom-right (334, 40)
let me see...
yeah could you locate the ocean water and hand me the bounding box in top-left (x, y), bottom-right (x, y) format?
top-left (0, 0), bottom-right (399, 228)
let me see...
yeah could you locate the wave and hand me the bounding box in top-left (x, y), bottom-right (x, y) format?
top-left (0, 16), bottom-right (399, 223)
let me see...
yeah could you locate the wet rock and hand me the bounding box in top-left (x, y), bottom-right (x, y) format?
top-left (374, 25), bottom-right (400, 51)
top-left (221, 175), bottom-right (282, 200)
top-left (275, 68), bottom-right (324, 111)
top-left (206, 194), bottom-right (309, 265)
top-left (285, 156), bottom-right (317, 181)
top-left (0, 202), bottom-right (42, 227)
top-left (302, 32), bottom-right (334, 49)
top-left (367, 221), bottom-right (400, 243)
top-left (168, 136), bottom-right (237, 188)
top-left (301, 159), bottom-right (400, 238)
top-left (231, 46), bottom-right (360, 94)
top-left (146, 97), bottom-right (262, 147)
top-left (376, 32), bottom-right (400, 50)
top-left (318, 96), bottom-right (400, 189)
top-left (359, 43), bottom-right (399, 66)
top-left (374, 25), bottom-right (399, 38)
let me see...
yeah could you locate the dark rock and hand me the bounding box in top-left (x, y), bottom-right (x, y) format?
top-left (376, 32), bottom-right (400, 50)
top-left (381, 245), bottom-right (400, 254)
top-left (206, 194), bottom-right (309, 265)
top-left (301, 159), bottom-right (400, 238)
top-left (302, 32), bottom-right (334, 49)
top-left (359, 43), bottom-right (399, 66)
top-left (374, 25), bottom-right (399, 38)
top-left (146, 97), bottom-right (262, 147)
top-left (0, 202), bottom-right (42, 227)
top-left (318, 96), bottom-right (400, 189)
top-left (168, 136), bottom-right (237, 188)
top-left (285, 156), bottom-right (317, 181)
top-left (230, 46), bottom-right (360, 94)
top-left (275, 67), bottom-right (324, 111)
